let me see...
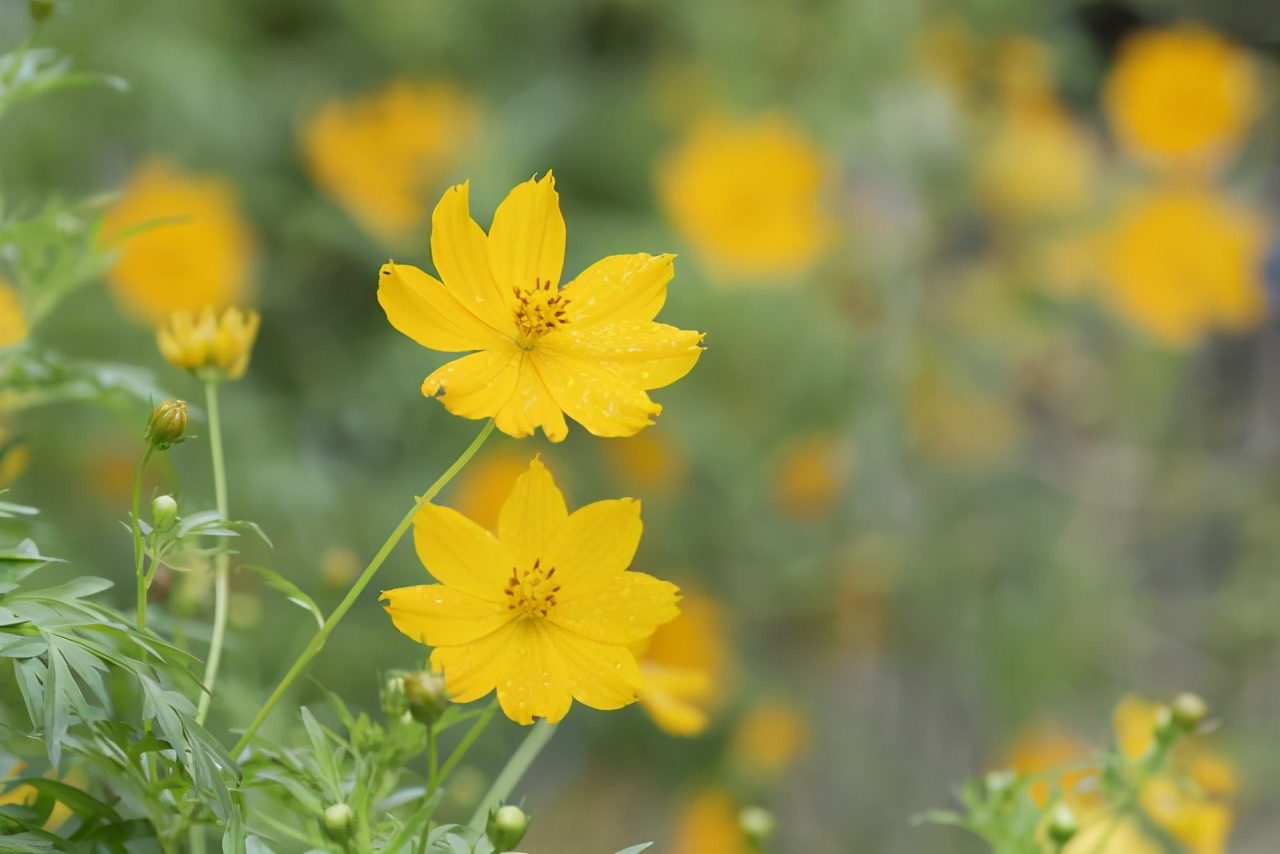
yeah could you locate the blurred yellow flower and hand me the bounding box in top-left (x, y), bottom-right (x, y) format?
top-left (1064, 813), bottom-right (1160, 854)
top-left (0, 761), bottom-right (82, 830)
top-left (379, 174), bottom-right (704, 441)
top-left (1104, 25), bottom-right (1257, 167)
top-left (381, 457), bottom-right (681, 724)
top-left (0, 426), bottom-right (29, 490)
top-left (634, 590), bottom-right (730, 736)
top-left (978, 99), bottom-right (1099, 221)
top-left (772, 432), bottom-right (854, 521)
top-left (657, 114), bottom-right (835, 279)
top-left (0, 280), bottom-right (27, 348)
top-left (449, 447), bottom-right (540, 532)
top-left (1103, 184), bottom-right (1265, 347)
top-left (101, 158), bottom-right (255, 325)
top-left (321, 546), bottom-right (360, 589)
top-left (670, 789), bottom-right (746, 854)
top-left (1005, 722), bottom-right (1098, 807)
top-left (156, 306), bottom-right (261, 381)
top-left (601, 427), bottom-right (687, 498)
top-left (730, 697), bottom-right (811, 777)
top-left (302, 80), bottom-right (478, 246)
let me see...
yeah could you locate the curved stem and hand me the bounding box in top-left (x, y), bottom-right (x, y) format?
top-left (132, 447), bottom-right (153, 629)
top-left (467, 719), bottom-right (557, 832)
top-left (232, 420), bottom-right (496, 755)
top-left (196, 380), bottom-right (230, 725)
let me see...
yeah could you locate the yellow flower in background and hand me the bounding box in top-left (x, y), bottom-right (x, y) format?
top-left (670, 789), bottom-right (747, 854)
top-left (657, 114), bottom-right (835, 279)
top-left (382, 457), bottom-right (681, 724)
top-left (0, 425), bottom-right (29, 489)
top-left (916, 17), bottom-right (979, 97)
top-left (634, 591), bottom-right (730, 736)
top-left (449, 447), bottom-right (542, 532)
top-left (1064, 814), bottom-right (1160, 854)
top-left (600, 427), bottom-right (687, 498)
top-left (156, 306), bottom-right (261, 380)
top-left (977, 99), bottom-right (1099, 221)
top-left (730, 697), bottom-right (812, 777)
top-left (1103, 184), bottom-right (1265, 347)
top-left (379, 174), bottom-right (704, 441)
top-left (772, 432), bottom-right (855, 521)
top-left (1005, 723), bottom-right (1098, 807)
top-left (1104, 25), bottom-right (1257, 167)
top-left (302, 80), bottom-right (478, 246)
top-left (101, 158), bottom-right (255, 325)
top-left (0, 761), bottom-right (82, 830)
top-left (0, 280), bottom-right (28, 348)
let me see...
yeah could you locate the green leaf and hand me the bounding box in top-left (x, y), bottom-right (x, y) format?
top-left (0, 540), bottom-right (58, 584)
top-left (238, 565), bottom-right (323, 630)
top-left (612, 846), bottom-right (654, 854)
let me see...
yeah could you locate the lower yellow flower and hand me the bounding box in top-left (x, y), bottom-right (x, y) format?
top-left (156, 306), bottom-right (261, 380)
top-left (633, 591), bottom-right (730, 736)
top-left (382, 457), bottom-right (681, 724)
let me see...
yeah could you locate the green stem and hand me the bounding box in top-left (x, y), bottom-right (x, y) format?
top-left (196, 380), bottom-right (230, 726)
top-left (132, 446), bottom-right (154, 630)
top-left (232, 420), bottom-right (496, 755)
top-left (467, 720), bottom-right (557, 832)
top-left (427, 724), bottom-right (439, 797)
top-left (437, 702), bottom-right (498, 785)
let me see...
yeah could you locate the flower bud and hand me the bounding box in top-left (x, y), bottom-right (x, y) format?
top-left (1047, 803), bottom-right (1078, 845)
top-left (486, 804), bottom-right (529, 852)
top-left (156, 306), bottom-right (260, 382)
top-left (1152, 704), bottom-right (1176, 743)
top-left (1171, 692), bottom-right (1208, 732)
top-left (381, 674), bottom-right (408, 718)
top-left (738, 805), bottom-right (776, 845)
top-left (403, 669), bottom-right (449, 725)
top-left (321, 803), bottom-right (355, 842)
top-left (985, 770), bottom-right (1017, 799)
top-left (145, 400), bottom-right (188, 450)
top-left (29, 0), bottom-right (55, 22)
top-left (151, 495), bottom-right (179, 533)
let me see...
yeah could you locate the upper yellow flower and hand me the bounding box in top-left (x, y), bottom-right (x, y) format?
top-left (1104, 25), bottom-right (1258, 167)
top-left (657, 114), bottom-right (835, 280)
top-left (0, 279), bottom-right (28, 348)
top-left (381, 457), bottom-right (681, 724)
top-left (100, 158), bottom-right (256, 325)
top-left (379, 173), bottom-right (704, 441)
top-left (302, 80), bottom-right (478, 246)
top-left (156, 306), bottom-right (261, 381)
top-left (1103, 184), bottom-right (1266, 347)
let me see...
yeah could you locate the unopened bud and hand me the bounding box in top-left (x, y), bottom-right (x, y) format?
top-left (1152, 705), bottom-right (1176, 743)
top-left (151, 495), bottom-right (179, 533)
top-left (739, 805), bottom-right (776, 845)
top-left (486, 804), bottom-right (529, 852)
top-left (145, 400), bottom-right (188, 451)
top-left (29, 0), bottom-right (55, 22)
top-left (381, 674), bottom-right (408, 718)
top-left (321, 803), bottom-right (355, 842)
top-left (1171, 693), bottom-right (1208, 732)
top-left (985, 770), bottom-right (1017, 799)
top-left (1047, 803), bottom-right (1078, 845)
top-left (403, 669), bottom-right (449, 725)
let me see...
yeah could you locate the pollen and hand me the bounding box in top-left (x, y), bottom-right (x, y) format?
top-left (503, 557), bottom-right (562, 618)
top-left (513, 278), bottom-right (572, 345)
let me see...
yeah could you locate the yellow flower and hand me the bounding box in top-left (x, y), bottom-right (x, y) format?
top-left (156, 306), bottom-right (261, 380)
top-left (1103, 184), bottom-right (1265, 347)
top-left (379, 174), bottom-right (704, 441)
top-left (657, 114), bottom-right (835, 279)
top-left (669, 789), bottom-right (747, 854)
top-left (633, 590), bottom-right (730, 736)
top-left (730, 697), bottom-right (811, 777)
top-left (0, 761), bottom-right (83, 830)
top-left (449, 447), bottom-right (545, 532)
top-left (1104, 25), bottom-right (1258, 167)
top-left (0, 279), bottom-right (28, 348)
top-left (101, 158), bottom-right (255, 325)
top-left (302, 80), bottom-right (478, 246)
top-left (600, 427), bottom-right (687, 498)
top-left (1005, 722), bottom-right (1098, 807)
top-left (381, 457), bottom-right (681, 724)
top-left (771, 432), bottom-right (855, 521)
top-left (0, 424), bottom-right (28, 490)
top-left (1064, 812), bottom-right (1160, 854)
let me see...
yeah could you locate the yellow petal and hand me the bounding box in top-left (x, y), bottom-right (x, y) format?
top-left (498, 457), bottom-right (568, 571)
top-left (542, 320), bottom-right (704, 390)
top-left (488, 172), bottom-right (566, 292)
top-left (429, 619), bottom-right (523, 704)
top-left (545, 621), bottom-right (644, 712)
top-left (378, 262), bottom-right (506, 352)
top-left (430, 183), bottom-right (518, 335)
top-left (639, 665), bottom-right (712, 736)
top-left (560, 253), bottom-right (675, 326)
top-left (381, 583), bottom-right (511, 646)
top-left (553, 570), bottom-right (681, 644)
top-left (413, 503), bottom-right (509, 600)
top-left (531, 348), bottom-right (663, 437)
top-left (549, 498), bottom-right (641, 585)
top-left (423, 349), bottom-right (522, 419)
top-left (494, 621), bottom-right (577, 724)
top-left (492, 357), bottom-right (570, 442)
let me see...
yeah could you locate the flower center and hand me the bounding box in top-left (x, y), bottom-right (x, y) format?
top-left (512, 279), bottom-right (571, 348)
top-left (503, 557), bottom-right (562, 619)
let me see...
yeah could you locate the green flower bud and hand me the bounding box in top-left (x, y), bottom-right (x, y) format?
top-left (985, 770), bottom-right (1017, 799)
top-left (1171, 692), bottom-right (1208, 732)
top-left (486, 804), bottom-right (529, 852)
top-left (403, 669), bottom-right (449, 725)
top-left (381, 673), bottom-right (409, 719)
top-left (29, 0), bottom-right (55, 22)
top-left (1047, 803), bottom-right (1078, 845)
top-left (738, 805), bottom-right (776, 845)
top-left (151, 495), bottom-right (179, 533)
top-left (145, 400), bottom-right (189, 451)
top-left (1152, 704), bottom-right (1176, 743)
top-left (321, 803), bottom-right (355, 842)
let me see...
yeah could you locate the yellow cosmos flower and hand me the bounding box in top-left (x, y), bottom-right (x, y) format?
top-left (381, 457), bottom-right (681, 724)
top-left (302, 80), bottom-right (478, 246)
top-left (100, 158), bottom-right (255, 325)
top-left (156, 306), bottom-right (261, 381)
top-left (772, 432), bottom-right (855, 521)
top-left (449, 447), bottom-right (545, 532)
top-left (730, 697), bottom-right (812, 777)
top-left (0, 280), bottom-right (28, 348)
top-left (379, 174), bottom-right (704, 441)
top-left (1005, 722), bottom-right (1098, 807)
top-left (633, 591), bottom-right (730, 736)
top-left (0, 425), bottom-right (29, 490)
top-left (600, 427), bottom-right (687, 498)
top-left (657, 114), bottom-right (835, 280)
top-left (670, 789), bottom-right (747, 854)
top-left (1103, 184), bottom-right (1265, 347)
top-left (1104, 25), bottom-right (1257, 167)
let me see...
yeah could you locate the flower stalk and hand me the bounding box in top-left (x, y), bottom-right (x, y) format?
top-left (196, 379), bottom-right (230, 725)
top-left (467, 719), bottom-right (557, 832)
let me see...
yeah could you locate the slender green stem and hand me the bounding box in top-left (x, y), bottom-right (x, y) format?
top-left (437, 702), bottom-right (498, 785)
top-left (197, 380), bottom-right (230, 726)
top-left (232, 420), bottom-right (496, 755)
top-left (427, 724), bottom-right (439, 796)
top-left (132, 446), bottom-right (154, 629)
top-left (467, 720), bottom-right (557, 831)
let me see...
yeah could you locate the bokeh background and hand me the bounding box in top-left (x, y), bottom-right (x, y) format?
top-left (3, 0), bottom-right (1280, 851)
